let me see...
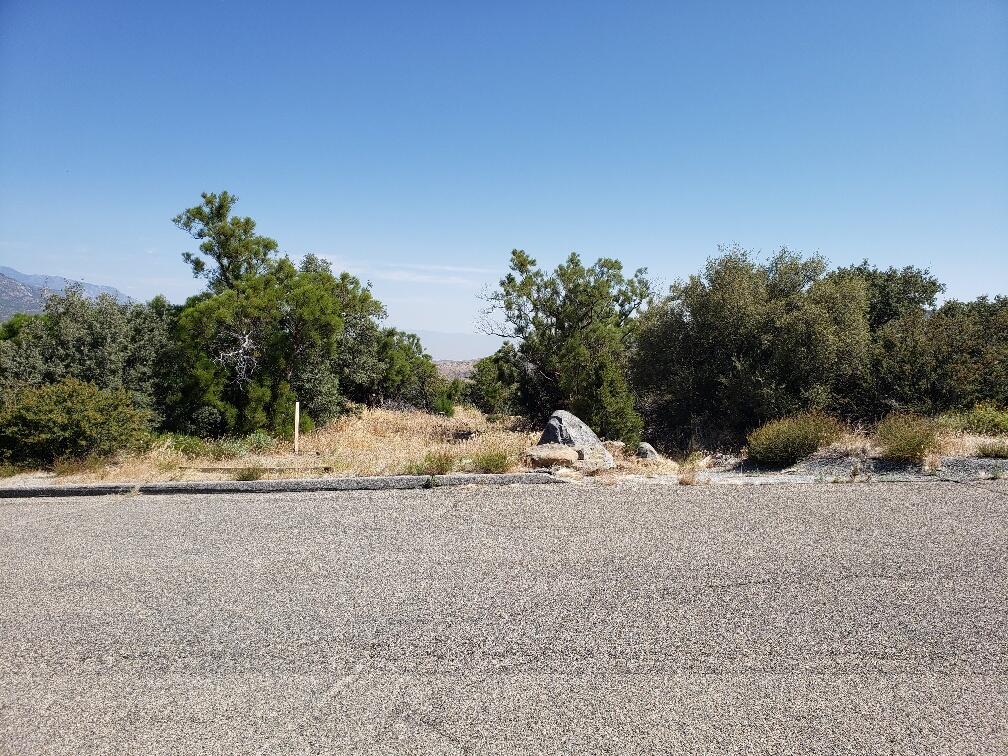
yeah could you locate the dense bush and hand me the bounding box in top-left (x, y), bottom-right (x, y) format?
top-left (874, 413), bottom-right (941, 463)
top-left (468, 344), bottom-right (520, 415)
top-left (0, 379), bottom-right (151, 466)
top-left (0, 288), bottom-right (176, 423)
top-left (635, 247), bottom-right (869, 447)
top-left (482, 250), bottom-right (651, 445)
top-left (746, 413), bottom-right (844, 468)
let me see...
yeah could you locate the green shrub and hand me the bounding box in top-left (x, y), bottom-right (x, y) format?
top-left (0, 379), bottom-right (151, 467)
top-left (431, 392), bottom-right (455, 417)
top-left (875, 413), bottom-right (940, 463)
top-left (406, 451), bottom-right (455, 475)
top-left (746, 413), bottom-right (844, 468)
top-left (940, 403), bottom-right (1008, 436)
top-left (244, 430), bottom-right (275, 453)
top-left (976, 441), bottom-right (1008, 459)
top-left (0, 462), bottom-right (18, 478)
top-left (468, 347), bottom-right (519, 415)
top-left (472, 449), bottom-right (511, 473)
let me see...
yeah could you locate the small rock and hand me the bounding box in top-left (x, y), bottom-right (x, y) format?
top-left (525, 444), bottom-right (579, 468)
top-left (636, 442), bottom-right (660, 460)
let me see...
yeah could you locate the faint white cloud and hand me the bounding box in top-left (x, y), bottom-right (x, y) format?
top-left (317, 254), bottom-right (497, 288)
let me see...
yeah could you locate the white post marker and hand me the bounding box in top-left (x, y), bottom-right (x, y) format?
top-left (294, 400), bottom-right (300, 455)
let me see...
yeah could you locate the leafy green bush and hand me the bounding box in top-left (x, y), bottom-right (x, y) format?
top-left (940, 403), bottom-right (1008, 436)
top-left (406, 451), bottom-right (455, 475)
top-left (0, 379), bottom-right (151, 467)
top-left (635, 247), bottom-right (869, 447)
top-left (874, 413), bottom-right (941, 463)
top-left (472, 449), bottom-right (511, 473)
top-left (977, 441), bottom-right (1008, 459)
top-left (746, 413), bottom-right (844, 468)
top-left (468, 346), bottom-right (520, 415)
top-left (484, 251), bottom-right (650, 445)
top-left (431, 392), bottom-right (455, 417)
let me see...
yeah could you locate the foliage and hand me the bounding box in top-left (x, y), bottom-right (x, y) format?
top-left (0, 287), bottom-right (177, 424)
top-left (468, 344), bottom-right (521, 415)
top-left (165, 192), bottom-right (445, 435)
top-left (874, 413), bottom-right (941, 463)
top-left (173, 191), bottom-right (279, 293)
top-left (635, 246), bottom-right (869, 446)
top-left (431, 393), bottom-right (455, 417)
top-left (483, 250), bottom-right (651, 445)
top-left (835, 260), bottom-right (944, 331)
top-left (939, 403), bottom-right (1008, 437)
top-left (0, 379), bottom-right (151, 467)
top-left (746, 413), bottom-right (844, 468)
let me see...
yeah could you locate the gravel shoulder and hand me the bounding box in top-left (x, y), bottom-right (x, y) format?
top-left (2, 481), bottom-right (1007, 754)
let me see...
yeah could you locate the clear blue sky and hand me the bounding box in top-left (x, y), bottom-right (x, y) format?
top-left (1, 0), bottom-right (1005, 336)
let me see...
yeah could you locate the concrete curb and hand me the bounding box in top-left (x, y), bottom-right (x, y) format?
top-left (0, 472), bottom-right (566, 499)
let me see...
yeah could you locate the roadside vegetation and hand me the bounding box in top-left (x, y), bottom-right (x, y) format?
top-left (874, 413), bottom-right (942, 464)
top-left (746, 414), bottom-right (845, 468)
top-left (1, 191), bottom-right (1007, 480)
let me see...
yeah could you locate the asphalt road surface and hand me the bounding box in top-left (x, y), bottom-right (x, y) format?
top-left (1, 481), bottom-right (1006, 755)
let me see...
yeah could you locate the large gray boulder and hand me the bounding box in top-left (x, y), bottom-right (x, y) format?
top-left (537, 410), bottom-right (614, 470)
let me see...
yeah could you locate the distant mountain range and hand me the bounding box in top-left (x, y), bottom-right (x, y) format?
top-left (0, 266), bottom-right (131, 321)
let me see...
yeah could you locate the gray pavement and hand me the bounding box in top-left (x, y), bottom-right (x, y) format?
top-left (1, 480), bottom-right (1006, 754)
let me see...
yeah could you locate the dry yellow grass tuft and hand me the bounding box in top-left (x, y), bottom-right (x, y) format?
top-left (301, 406), bottom-right (538, 475)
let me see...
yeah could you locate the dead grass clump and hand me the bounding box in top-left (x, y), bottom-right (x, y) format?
top-left (677, 466), bottom-right (699, 485)
top-left (977, 440), bottom-right (1008, 459)
top-left (302, 406), bottom-right (537, 476)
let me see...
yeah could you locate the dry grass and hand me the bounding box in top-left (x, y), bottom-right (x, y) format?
top-left (63, 406), bottom-right (539, 484)
top-left (301, 406), bottom-right (537, 475)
